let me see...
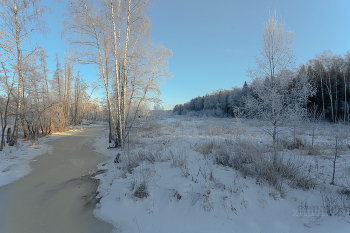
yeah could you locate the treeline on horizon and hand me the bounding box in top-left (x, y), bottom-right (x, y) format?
top-left (173, 50), bottom-right (350, 122)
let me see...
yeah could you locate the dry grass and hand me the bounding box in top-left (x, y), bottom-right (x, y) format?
top-left (194, 138), bottom-right (316, 192)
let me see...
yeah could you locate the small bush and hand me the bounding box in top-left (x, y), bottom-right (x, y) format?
top-left (121, 149), bottom-right (168, 173)
top-left (287, 137), bottom-right (305, 150)
top-left (168, 148), bottom-right (189, 177)
top-left (134, 181), bottom-right (149, 198)
top-left (193, 140), bottom-right (216, 157)
top-left (279, 137), bottom-right (305, 150)
top-left (213, 147), bottom-right (231, 167)
top-left (122, 153), bottom-right (140, 174)
top-left (138, 151), bottom-right (156, 163)
top-left (322, 191), bottom-right (350, 216)
top-left (277, 155), bottom-right (316, 190)
top-left (173, 191), bottom-right (182, 201)
top-left (339, 187), bottom-right (350, 197)
top-left (293, 176), bottom-right (315, 190)
top-left (305, 144), bottom-right (321, 156)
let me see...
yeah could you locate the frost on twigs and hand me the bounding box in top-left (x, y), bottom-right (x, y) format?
top-left (243, 10), bottom-right (315, 167)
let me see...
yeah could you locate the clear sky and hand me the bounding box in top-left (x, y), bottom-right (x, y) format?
top-left (35, 0), bottom-right (350, 110)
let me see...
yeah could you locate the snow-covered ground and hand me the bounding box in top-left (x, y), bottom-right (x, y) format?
top-left (1, 116), bottom-right (349, 232)
top-left (93, 115), bottom-right (350, 233)
top-left (0, 127), bottom-right (84, 187)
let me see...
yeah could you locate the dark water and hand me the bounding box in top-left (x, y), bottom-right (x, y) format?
top-left (0, 126), bottom-right (114, 233)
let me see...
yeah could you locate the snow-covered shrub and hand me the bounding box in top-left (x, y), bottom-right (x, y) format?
top-left (131, 165), bottom-right (154, 199)
top-left (286, 137), bottom-right (305, 150)
top-left (134, 181), bottom-right (149, 199)
top-left (278, 134), bottom-right (305, 151)
top-left (322, 190), bottom-right (350, 216)
top-left (278, 155), bottom-right (316, 190)
top-left (192, 140), bottom-right (216, 158)
top-left (120, 148), bottom-right (167, 174)
top-left (232, 140), bottom-right (257, 164)
top-left (194, 138), bottom-right (315, 193)
top-left (305, 144), bottom-right (322, 156)
top-left (168, 148), bottom-right (189, 177)
top-left (255, 159), bottom-right (282, 190)
top-left (137, 150), bottom-right (156, 163)
top-left (339, 187), bottom-right (350, 197)
top-left (121, 152), bottom-right (141, 174)
top-left (213, 147), bottom-right (231, 167)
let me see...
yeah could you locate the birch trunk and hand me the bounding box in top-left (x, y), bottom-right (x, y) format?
top-left (10, 1), bottom-right (22, 145)
top-left (82, 0), bottom-right (115, 141)
top-left (110, 0), bottom-right (122, 146)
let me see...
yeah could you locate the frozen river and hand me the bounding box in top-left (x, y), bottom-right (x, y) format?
top-left (0, 126), bottom-right (114, 233)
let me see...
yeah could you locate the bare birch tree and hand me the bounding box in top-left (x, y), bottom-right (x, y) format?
top-left (38, 48), bottom-right (52, 134)
top-left (0, 54), bottom-right (15, 151)
top-left (244, 10), bottom-right (314, 166)
top-left (59, 0), bottom-right (116, 139)
top-left (308, 59), bottom-right (326, 120)
top-left (248, 10), bottom-right (296, 80)
top-left (316, 50), bottom-right (343, 122)
top-left (343, 51), bottom-right (350, 121)
top-left (0, 0), bottom-right (50, 145)
top-left (60, 0), bottom-right (172, 148)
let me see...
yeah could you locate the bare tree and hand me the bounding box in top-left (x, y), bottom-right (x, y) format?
top-left (124, 43), bottom-right (172, 140)
top-left (99, 0), bottom-right (157, 148)
top-left (59, 0), bottom-right (116, 140)
top-left (60, 0), bottom-right (172, 148)
top-left (0, 0), bottom-right (50, 145)
top-left (244, 10), bottom-right (314, 166)
top-left (330, 125), bottom-right (346, 185)
top-left (342, 51), bottom-right (350, 122)
top-left (38, 48), bottom-right (52, 134)
top-left (309, 59), bottom-right (326, 120)
top-left (316, 50), bottom-right (343, 122)
top-left (308, 103), bottom-right (322, 148)
top-left (0, 58), bottom-right (15, 151)
top-left (248, 10), bottom-right (296, 80)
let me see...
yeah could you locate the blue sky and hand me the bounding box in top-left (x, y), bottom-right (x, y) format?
top-left (35, 0), bottom-right (350, 110)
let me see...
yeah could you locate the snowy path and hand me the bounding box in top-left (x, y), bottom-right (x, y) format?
top-left (0, 126), bottom-right (114, 233)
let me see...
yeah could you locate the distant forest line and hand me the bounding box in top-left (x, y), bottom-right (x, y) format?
top-left (173, 50), bottom-right (350, 122)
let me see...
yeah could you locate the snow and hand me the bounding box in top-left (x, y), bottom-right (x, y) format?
top-left (0, 127), bottom-right (84, 187)
top-left (1, 116), bottom-right (349, 232)
top-left (93, 115), bottom-right (350, 233)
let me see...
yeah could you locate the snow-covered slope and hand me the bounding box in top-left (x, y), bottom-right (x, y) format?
top-left (93, 116), bottom-right (350, 233)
